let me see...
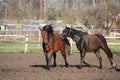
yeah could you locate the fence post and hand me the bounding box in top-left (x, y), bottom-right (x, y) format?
top-left (24, 35), bottom-right (28, 53)
top-left (69, 38), bottom-right (73, 54)
top-left (38, 29), bottom-right (41, 47)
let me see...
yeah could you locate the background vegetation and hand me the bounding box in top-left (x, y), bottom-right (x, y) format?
top-left (0, 0), bottom-right (120, 29)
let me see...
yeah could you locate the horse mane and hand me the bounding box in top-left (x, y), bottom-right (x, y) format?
top-left (71, 28), bottom-right (88, 36)
top-left (43, 24), bottom-right (54, 35)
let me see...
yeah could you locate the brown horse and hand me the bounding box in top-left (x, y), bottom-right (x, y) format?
top-left (61, 27), bottom-right (115, 69)
top-left (39, 24), bottom-right (70, 70)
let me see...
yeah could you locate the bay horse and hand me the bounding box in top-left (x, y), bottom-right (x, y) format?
top-left (39, 24), bottom-right (70, 70)
top-left (61, 26), bottom-right (115, 69)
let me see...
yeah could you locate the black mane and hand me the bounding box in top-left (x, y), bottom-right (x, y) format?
top-left (71, 28), bottom-right (88, 36)
top-left (43, 24), bottom-right (54, 35)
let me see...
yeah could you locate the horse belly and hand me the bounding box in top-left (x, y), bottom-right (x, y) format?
top-left (87, 44), bottom-right (100, 51)
top-left (86, 37), bottom-right (101, 51)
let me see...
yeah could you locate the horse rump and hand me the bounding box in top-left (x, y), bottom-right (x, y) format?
top-left (95, 34), bottom-right (113, 59)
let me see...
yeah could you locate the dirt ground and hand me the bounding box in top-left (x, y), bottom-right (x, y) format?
top-left (0, 53), bottom-right (120, 80)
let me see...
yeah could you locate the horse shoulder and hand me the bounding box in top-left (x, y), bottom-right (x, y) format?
top-left (54, 32), bottom-right (64, 44)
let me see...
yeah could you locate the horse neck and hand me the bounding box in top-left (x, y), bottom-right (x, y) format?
top-left (48, 32), bottom-right (61, 42)
top-left (69, 29), bottom-right (82, 42)
top-left (47, 32), bottom-right (53, 42)
top-left (54, 32), bottom-right (61, 40)
top-left (69, 28), bottom-right (87, 43)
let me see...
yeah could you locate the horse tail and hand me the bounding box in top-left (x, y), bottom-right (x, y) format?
top-left (63, 38), bottom-right (71, 55)
top-left (95, 34), bottom-right (113, 59)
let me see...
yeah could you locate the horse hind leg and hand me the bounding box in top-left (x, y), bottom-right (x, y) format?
top-left (94, 50), bottom-right (102, 69)
top-left (101, 44), bottom-right (115, 68)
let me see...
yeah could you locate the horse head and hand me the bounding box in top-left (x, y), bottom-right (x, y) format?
top-left (39, 27), bottom-right (49, 44)
top-left (43, 24), bottom-right (54, 35)
top-left (61, 26), bottom-right (72, 38)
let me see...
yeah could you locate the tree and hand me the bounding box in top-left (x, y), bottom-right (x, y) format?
top-left (37, 0), bottom-right (43, 20)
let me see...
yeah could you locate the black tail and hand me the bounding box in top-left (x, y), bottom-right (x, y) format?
top-left (63, 38), bottom-right (71, 55)
top-left (95, 34), bottom-right (113, 59)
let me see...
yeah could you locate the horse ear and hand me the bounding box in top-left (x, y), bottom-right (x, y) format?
top-left (49, 23), bottom-right (52, 26)
top-left (46, 25), bottom-right (49, 30)
top-left (64, 26), bottom-right (68, 30)
top-left (65, 24), bottom-right (68, 28)
top-left (66, 24), bottom-right (71, 28)
top-left (38, 27), bottom-right (42, 31)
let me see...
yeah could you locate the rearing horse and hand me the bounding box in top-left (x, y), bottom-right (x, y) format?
top-left (61, 26), bottom-right (115, 69)
top-left (39, 25), bottom-right (70, 70)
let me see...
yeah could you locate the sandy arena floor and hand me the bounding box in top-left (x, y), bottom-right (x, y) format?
top-left (0, 53), bottom-right (120, 80)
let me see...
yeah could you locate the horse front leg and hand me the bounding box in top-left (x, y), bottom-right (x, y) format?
top-left (79, 52), bottom-right (82, 69)
top-left (79, 50), bottom-right (86, 69)
top-left (47, 53), bottom-right (53, 70)
top-left (45, 52), bottom-right (52, 70)
top-left (44, 52), bottom-right (50, 70)
top-left (53, 52), bottom-right (57, 67)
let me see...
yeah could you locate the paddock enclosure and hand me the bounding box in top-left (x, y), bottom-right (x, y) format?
top-left (0, 27), bottom-right (120, 80)
top-left (0, 53), bottom-right (120, 80)
top-left (0, 28), bottom-right (120, 53)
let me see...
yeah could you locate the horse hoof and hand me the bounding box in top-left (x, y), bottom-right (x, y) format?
top-left (65, 64), bottom-right (68, 67)
top-left (86, 64), bottom-right (92, 67)
top-left (47, 67), bottom-right (50, 70)
top-left (65, 63), bottom-right (69, 67)
top-left (78, 66), bottom-right (82, 69)
top-left (53, 65), bottom-right (57, 67)
top-left (53, 64), bottom-right (57, 67)
top-left (99, 67), bottom-right (102, 69)
top-left (46, 66), bottom-right (50, 70)
top-left (112, 64), bottom-right (116, 69)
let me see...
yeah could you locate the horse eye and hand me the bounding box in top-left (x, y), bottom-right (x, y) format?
top-left (63, 30), bottom-right (66, 32)
top-left (66, 30), bottom-right (68, 32)
top-left (64, 29), bottom-right (67, 31)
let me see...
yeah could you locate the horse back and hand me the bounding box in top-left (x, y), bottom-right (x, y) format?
top-left (94, 34), bottom-right (107, 44)
top-left (85, 34), bottom-right (102, 43)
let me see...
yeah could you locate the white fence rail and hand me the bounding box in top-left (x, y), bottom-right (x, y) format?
top-left (105, 36), bottom-right (120, 40)
top-left (0, 35), bottom-right (27, 52)
top-left (1, 29), bottom-right (120, 38)
top-left (0, 34), bottom-right (120, 53)
top-left (0, 29), bottom-right (120, 53)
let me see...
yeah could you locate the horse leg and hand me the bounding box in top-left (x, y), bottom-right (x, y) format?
top-left (79, 50), bottom-right (86, 69)
top-left (61, 50), bottom-right (68, 67)
top-left (45, 51), bottom-right (53, 70)
top-left (44, 52), bottom-right (50, 70)
top-left (83, 61), bottom-right (91, 67)
top-left (101, 46), bottom-right (115, 68)
top-left (53, 52), bottom-right (57, 67)
top-left (94, 50), bottom-right (102, 69)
